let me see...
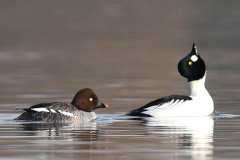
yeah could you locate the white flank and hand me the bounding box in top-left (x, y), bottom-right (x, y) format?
top-left (143, 73), bottom-right (214, 117)
top-left (31, 108), bottom-right (49, 112)
top-left (58, 110), bottom-right (74, 117)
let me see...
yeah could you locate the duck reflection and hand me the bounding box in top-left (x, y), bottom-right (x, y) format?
top-left (143, 116), bottom-right (214, 160)
top-left (18, 121), bottom-right (99, 141)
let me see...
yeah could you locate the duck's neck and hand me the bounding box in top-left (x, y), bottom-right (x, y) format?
top-left (190, 73), bottom-right (209, 97)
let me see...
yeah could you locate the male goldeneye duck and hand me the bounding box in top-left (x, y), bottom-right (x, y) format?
top-left (127, 43), bottom-right (214, 117)
top-left (15, 88), bottom-right (108, 122)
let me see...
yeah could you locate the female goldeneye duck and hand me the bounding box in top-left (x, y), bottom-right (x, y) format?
top-left (15, 88), bottom-right (108, 122)
top-left (127, 43), bottom-right (214, 117)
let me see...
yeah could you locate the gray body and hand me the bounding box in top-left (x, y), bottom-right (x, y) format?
top-left (15, 102), bottom-right (97, 123)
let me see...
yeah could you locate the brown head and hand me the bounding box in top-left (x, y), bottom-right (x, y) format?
top-left (71, 88), bottom-right (108, 112)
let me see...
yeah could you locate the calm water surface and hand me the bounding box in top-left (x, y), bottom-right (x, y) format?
top-left (1, 1), bottom-right (240, 160)
top-left (0, 113), bottom-right (240, 160)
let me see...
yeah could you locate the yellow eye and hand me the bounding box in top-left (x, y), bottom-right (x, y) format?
top-left (188, 61), bottom-right (193, 66)
top-left (89, 98), bottom-right (93, 102)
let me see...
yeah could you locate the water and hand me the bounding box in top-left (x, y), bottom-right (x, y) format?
top-left (1, 114), bottom-right (240, 160)
top-left (1, 0), bottom-right (240, 159)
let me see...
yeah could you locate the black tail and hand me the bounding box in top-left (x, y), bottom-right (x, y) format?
top-left (15, 111), bottom-right (33, 120)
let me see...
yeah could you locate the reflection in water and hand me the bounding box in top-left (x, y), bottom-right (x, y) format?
top-left (18, 121), bottom-right (98, 141)
top-left (144, 117), bottom-right (214, 160)
top-left (1, 113), bottom-right (240, 160)
top-left (13, 120), bottom-right (101, 159)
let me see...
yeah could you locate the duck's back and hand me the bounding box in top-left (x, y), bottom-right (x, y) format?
top-left (128, 94), bottom-right (214, 117)
top-left (16, 102), bottom-right (79, 122)
top-left (127, 95), bottom-right (191, 116)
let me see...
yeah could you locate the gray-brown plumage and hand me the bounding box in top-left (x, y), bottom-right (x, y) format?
top-left (15, 88), bottom-right (107, 122)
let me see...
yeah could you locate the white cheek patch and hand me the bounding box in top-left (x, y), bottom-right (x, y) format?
top-left (191, 55), bottom-right (198, 62)
top-left (31, 108), bottom-right (49, 112)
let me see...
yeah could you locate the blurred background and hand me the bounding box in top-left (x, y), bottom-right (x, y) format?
top-left (0, 0), bottom-right (239, 114)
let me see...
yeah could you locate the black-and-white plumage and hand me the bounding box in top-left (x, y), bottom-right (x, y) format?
top-left (128, 95), bottom-right (192, 117)
top-left (127, 43), bottom-right (214, 117)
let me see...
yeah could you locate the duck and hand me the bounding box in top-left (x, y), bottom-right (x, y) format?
top-left (15, 88), bottom-right (108, 122)
top-left (127, 43), bottom-right (214, 117)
